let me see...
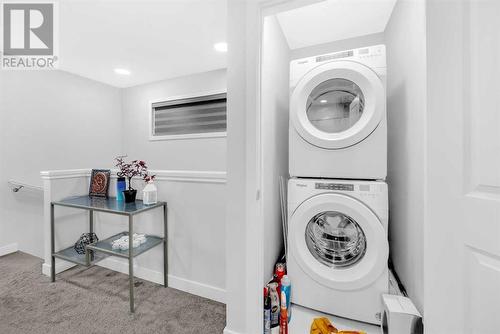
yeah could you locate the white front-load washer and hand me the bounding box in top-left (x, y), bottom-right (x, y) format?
top-left (287, 178), bottom-right (389, 324)
top-left (289, 45), bottom-right (387, 180)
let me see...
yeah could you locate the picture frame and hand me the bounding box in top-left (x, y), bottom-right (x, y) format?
top-left (89, 169), bottom-right (111, 198)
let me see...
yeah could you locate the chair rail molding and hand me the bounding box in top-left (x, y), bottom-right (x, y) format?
top-left (40, 169), bottom-right (91, 180)
top-left (41, 169), bottom-right (227, 184)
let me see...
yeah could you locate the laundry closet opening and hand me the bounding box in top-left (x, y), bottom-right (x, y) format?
top-left (256, 0), bottom-right (424, 333)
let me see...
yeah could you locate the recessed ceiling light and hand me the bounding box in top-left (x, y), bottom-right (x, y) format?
top-left (214, 42), bottom-right (228, 53)
top-left (114, 68), bottom-right (131, 75)
top-left (320, 99), bottom-right (327, 103)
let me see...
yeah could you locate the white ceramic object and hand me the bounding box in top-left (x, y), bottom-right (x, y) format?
top-left (143, 181), bottom-right (158, 205)
top-left (111, 234), bottom-right (148, 250)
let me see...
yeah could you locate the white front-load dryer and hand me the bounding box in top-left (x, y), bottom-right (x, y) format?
top-left (289, 45), bottom-right (387, 180)
top-left (287, 178), bottom-right (389, 324)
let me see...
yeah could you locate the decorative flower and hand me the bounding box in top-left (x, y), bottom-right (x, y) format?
top-left (114, 156), bottom-right (154, 190)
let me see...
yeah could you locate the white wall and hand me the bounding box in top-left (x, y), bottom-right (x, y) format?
top-left (1, 67), bottom-right (228, 302)
top-left (384, 0), bottom-right (426, 313)
top-left (118, 69), bottom-right (228, 300)
top-left (0, 71), bottom-right (122, 258)
top-left (121, 69), bottom-right (227, 171)
top-left (261, 15), bottom-right (290, 282)
top-left (290, 32), bottom-right (385, 60)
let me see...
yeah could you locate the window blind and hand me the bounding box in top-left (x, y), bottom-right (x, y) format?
top-left (152, 93), bottom-right (227, 137)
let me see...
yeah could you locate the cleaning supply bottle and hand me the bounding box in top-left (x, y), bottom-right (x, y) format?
top-left (116, 177), bottom-right (126, 201)
top-left (280, 275), bottom-right (292, 322)
top-left (279, 291), bottom-right (288, 334)
top-left (270, 274), bottom-right (281, 302)
top-left (268, 282), bottom-right (280, 328)
top-left (264, 287), bottom-right (271, 334)
top-left (275, 263), bottom-right (286, 295)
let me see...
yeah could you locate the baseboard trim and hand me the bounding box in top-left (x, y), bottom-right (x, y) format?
top-left (0, 243), bottom-right (18, 257)
top-left (42, 257), bottom-right (225, 303)
top-left (223, 327), bottom-right (243, 334)
top-left (97, 257), bottom-right (163, 283)
top-left (41, 258), bottom-right (225, 303)
top-left (42, 260), bottom-right (76, 276)
top-left (97, 257), bottom-right (226, 303)
top-left (168, 273), bottom-right (226, 304)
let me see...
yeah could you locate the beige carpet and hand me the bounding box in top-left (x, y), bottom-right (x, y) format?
top-left (0, 252), bottom-right (226, 334)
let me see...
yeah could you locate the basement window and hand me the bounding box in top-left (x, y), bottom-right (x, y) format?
top-left (150, 92), bottom-right (227, 140)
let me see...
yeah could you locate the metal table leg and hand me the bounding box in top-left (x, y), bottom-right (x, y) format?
top-left (50, 203), bottom-right (55, 282)
top-left (129, 214), bottom-right (134, 313)
top-left (89, 209), bottom-right (94, 234)
top-left (87, 210), bottom-right (94, 265)
top-left (163, 204), bottom-right (168, 288)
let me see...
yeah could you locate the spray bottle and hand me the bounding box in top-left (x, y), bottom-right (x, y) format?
top-left (280, 275), bottom-right (291, 322)
top-left (279, 291), bottom-right (288, 334)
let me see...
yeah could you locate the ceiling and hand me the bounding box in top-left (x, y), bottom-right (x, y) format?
top-left (276, 0), bottom-right (397, 50)
top-left (58, 0), bottom-right (227, 88)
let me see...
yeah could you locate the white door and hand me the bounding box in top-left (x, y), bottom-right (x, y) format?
top-left (426, 0), bottom-right (500, 333)
top-left (290, 60), bottom-right (385, 149)
top-left (290, 193), bottom-right (388, 290)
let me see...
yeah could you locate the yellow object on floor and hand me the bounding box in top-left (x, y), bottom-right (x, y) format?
top-left (310, 317), bottom-right (337, 334)
top-left (310, 317), bottom-right (367, 334)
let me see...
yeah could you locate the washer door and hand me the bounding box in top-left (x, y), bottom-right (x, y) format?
top-left (290, 60), bottom-right (385, 149)
top-left (290, 193), bottom-right (388, 291)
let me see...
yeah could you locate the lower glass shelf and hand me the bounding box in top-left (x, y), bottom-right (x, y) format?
top-left (86, 231), bottom-right (164, 259)
top-left (53, 245), bottom-right (109, 266)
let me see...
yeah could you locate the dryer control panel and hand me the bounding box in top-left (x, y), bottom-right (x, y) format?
top-left (315, 183), bottom-right (354, 191)
top-left (289, 44), bottom-right (386, 89)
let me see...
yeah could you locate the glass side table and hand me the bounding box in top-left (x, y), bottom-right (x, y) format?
top-left (50, 195), bottom-right (167, 313)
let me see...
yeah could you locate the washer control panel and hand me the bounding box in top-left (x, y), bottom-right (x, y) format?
top-left (315, 183), bottom-right (354, 191)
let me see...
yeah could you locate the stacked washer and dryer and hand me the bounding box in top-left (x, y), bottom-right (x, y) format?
top-left (287, 45), bottom-right (389, 325)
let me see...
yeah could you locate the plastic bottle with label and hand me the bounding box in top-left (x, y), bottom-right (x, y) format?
top-left (279, 291), bottom-right (288, 334)
top-left (280, 275), bottom-right (291, 322)
top-left (267, 282), bottom-right (280, 328)
top-left (264, 287), bottom-right (271, 334)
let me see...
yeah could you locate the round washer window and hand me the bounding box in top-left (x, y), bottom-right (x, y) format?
top-left (305, 211), bottom-right (367, 268)
top-left (306, 78), bottom-right (365, 133)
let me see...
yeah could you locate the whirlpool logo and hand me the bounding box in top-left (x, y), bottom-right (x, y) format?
top-left (2, 2), bottom-right (58, 69)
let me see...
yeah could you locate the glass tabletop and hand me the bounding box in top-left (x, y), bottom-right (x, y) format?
top-left (52, 195), bottom-right (165, 215)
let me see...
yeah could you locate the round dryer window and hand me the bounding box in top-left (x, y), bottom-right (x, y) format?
top-left (290, 60), bottom-right (385, 149)
top-left (306, 79), bottom-right (365, 134)
top-left (305, 211), bottom-right (367, 268)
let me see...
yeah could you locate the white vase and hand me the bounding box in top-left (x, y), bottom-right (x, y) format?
top-left (142, 181), bottom-right (157, 205)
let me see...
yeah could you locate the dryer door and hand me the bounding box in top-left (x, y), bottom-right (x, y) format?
top-left (289, 193), bottom-right (388, 291)
top-left (290, 60), bottom-right (385, 149)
